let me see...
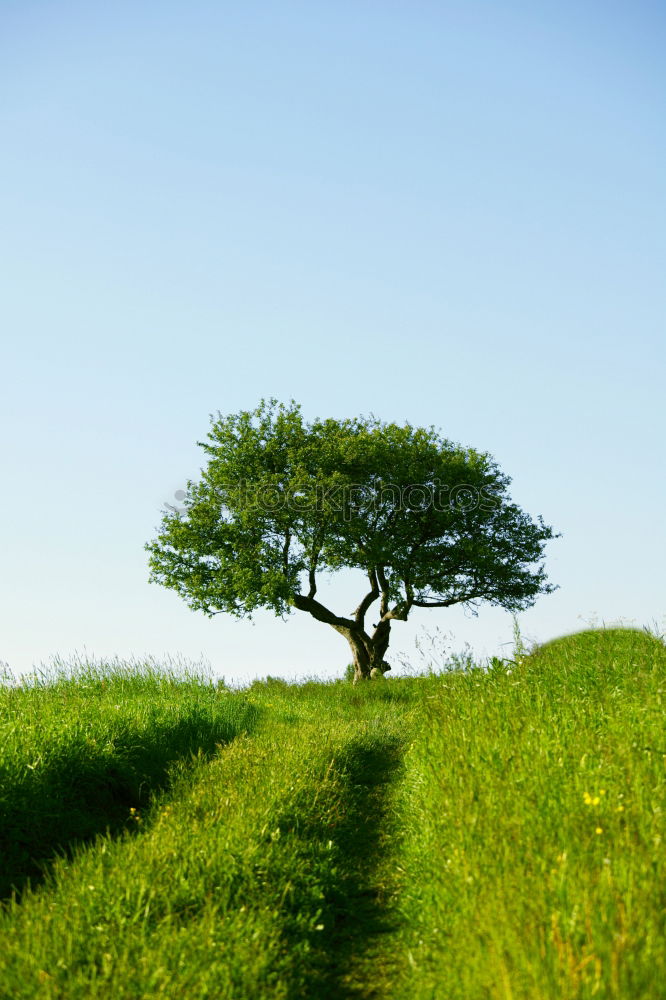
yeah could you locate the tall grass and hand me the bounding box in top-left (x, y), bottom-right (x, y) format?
top-left (0, 630), bottom-right (663, 998)
top-left (0, 657), bottom-right (257, 898)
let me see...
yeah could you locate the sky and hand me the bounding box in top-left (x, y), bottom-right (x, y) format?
top-left (1, 0), bottom-right (664, 685)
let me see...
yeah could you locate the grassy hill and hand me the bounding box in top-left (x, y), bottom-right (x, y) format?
top-left (0, 627), bottom-right (664, 998)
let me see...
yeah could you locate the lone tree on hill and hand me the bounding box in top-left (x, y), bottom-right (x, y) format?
top-left (146, 400), bottom-right (559, 683)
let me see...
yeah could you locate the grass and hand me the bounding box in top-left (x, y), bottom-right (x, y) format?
top-left (391, 627), bottom-right (666, 999)
top-left (0, 628), bottom-right (664, 998)
top-left (0, 657), bottom-right (258, 898)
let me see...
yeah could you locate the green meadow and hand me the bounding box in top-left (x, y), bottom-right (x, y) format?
top-left (0, 627), bottom-right (664, 999)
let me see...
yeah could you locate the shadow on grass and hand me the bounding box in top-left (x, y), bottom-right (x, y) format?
top-left (275, 732), bottom-right (405, 999)
top-left (0, 702), bottom-right (258, 901)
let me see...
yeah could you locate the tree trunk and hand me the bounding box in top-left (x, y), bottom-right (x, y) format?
top-left (344, 623), bottom-right (392, 685)
top-left (291, 591), bottom-right (393, 685)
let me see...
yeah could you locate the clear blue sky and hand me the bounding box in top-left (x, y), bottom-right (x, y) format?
top-left (2, 1), bottom-right (664, 684)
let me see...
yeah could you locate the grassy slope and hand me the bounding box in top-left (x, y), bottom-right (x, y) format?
top-left (391, 628), bottom-right (666, 1000)
top-left (0, 629), bottom-right (664, 998)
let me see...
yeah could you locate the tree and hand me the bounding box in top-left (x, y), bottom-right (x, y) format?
top-left (146, 400), bottom-right (559, 683)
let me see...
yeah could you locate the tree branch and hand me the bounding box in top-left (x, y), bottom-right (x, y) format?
top-left (403, 568), bottom-right (414, 609)
top-left (373, 565), bottom-right (414, 623)
top-left (307, 527), bottom-right (328, 600)
top-left (354, 569), bottom-right (380, 628)
top-left (382, 595), bottom-right (414, 622)
top-left (282, 530), bottom-right (291, 574)
top-left (292, 594), bottom-right (356, 634)
top-left (376, 565), bottom-right (390, 618)
top-left (412, 591), bottom-right (482, 608)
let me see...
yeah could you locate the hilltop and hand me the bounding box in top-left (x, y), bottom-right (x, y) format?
top-left (0, 627), bottom-right (664, 998)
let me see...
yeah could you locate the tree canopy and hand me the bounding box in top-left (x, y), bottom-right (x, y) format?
top-left (146, 399), bottom-right (559, 681)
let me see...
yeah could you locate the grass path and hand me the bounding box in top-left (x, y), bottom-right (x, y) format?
top-left (272, 730), bottom-right (406, 998)
top-left (0, 679), bottom-right (416, 999)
